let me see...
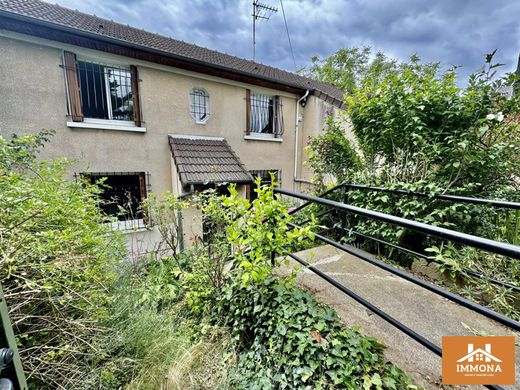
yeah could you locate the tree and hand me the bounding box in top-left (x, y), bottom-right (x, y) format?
top-left (299, 46), bottom-right (398, 94)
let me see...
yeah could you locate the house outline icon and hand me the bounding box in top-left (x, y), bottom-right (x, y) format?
top-left (457, 343), bottom-right (502, 363)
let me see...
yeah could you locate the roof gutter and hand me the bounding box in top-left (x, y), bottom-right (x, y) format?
top-left (0, 10), bottom-right (311, 94)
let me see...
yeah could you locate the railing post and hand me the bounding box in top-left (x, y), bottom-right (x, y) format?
top-left (0, 284), bottom-right (28, 390)
top-left (340, 184), bottom-right (349, 241)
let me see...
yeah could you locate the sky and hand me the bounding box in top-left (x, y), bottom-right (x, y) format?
top-left (51, 0), bottom-right (520, 83)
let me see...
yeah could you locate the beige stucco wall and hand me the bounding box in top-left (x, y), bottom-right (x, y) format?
top-left (0, 33), bottom-right (324, 253)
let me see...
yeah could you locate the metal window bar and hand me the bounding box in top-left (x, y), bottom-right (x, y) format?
top-left (249, 95), bottom-right (284, 136)
top-left (250, 169), bottom-right (281, 185)
top-left (249, 170), bottom-right (281, 201)
top-left (75, 171), bottom-right (151, 231)
top-left (189, 89), bottom-right (210, 122)
top-left (77, 60), bottom-right (134, 121)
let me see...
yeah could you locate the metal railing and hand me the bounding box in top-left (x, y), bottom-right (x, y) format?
top-left (276, 186), bottom-right (520, 390)
top-left (0, 285), bottom-right (27, 390)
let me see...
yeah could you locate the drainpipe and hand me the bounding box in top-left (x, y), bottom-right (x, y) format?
top-left (294, 90), bottom-right (310, 187)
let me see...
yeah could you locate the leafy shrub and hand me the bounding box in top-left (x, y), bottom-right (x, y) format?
top-left (193, 180), bottom-right (418, 389)
top-left (0, 131), bottom-right (126, 389)
top-left (306, 113), bottom-right (362, 183)
top-left (305, 53), bottom-right (519, 318)
top-left (220, 274), bottom-right (416, 389)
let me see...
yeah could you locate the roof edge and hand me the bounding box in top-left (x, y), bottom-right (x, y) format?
top-left (0, 9), bottom-right (311, 93)
top-left (0, 7), bottom-right (346, 107)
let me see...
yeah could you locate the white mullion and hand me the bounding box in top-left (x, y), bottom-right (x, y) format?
top-left (104, 67), bottom-right (113, 120)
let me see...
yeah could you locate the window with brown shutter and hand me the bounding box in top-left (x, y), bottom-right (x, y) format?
top-left (246, 92), bottom-right (284, 137)
top-left (130, 65), bottom-right (142, 127)
top-left (63, 54), bottom-right (143, 126)
top-left (63, 51), bottom-right (83, 122)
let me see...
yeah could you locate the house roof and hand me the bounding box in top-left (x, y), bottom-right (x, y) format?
top-left (168, 135), bottom-right (253, 186)
top-left (0, 0), bottom-right (346, 108)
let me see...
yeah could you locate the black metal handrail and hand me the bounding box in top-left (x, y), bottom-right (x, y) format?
top-left (291, 184), bottom-right (520, 290)
top-left (343, 183), bottom-right (520, 210)
top-left (277, 187), bottom-right (520, 390)
top-left (288, 222), bottom-right (520, 330)
top-left (278, 188), bottom-right (520, 259)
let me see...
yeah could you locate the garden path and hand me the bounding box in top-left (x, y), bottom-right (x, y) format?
top-left (281, 245), bottom-right (520, 390)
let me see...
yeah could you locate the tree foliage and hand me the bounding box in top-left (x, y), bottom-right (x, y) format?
top-left (300, 46), bottom-right (398, 94)
top-left (305, 52), bottom-right (520, 317)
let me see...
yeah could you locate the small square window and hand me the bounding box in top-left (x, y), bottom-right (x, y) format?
top-left (189, 88), bottom-right (210, 123)
top-left (248, 169), bottom-right (281, 200)
top-left (80, 172), bottom-right (148, 229)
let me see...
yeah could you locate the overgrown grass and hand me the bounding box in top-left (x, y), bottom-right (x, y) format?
top-left (90, 261), bottom-right (235, 390)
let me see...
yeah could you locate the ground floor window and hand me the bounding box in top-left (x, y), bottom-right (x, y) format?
top-left (79, 171), bottom-right (149, 229)
top-left (248, 169), bottom-right (281, 200)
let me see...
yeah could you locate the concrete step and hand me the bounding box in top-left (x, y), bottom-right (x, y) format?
top-left (280, 245), bottom-right (520, 390)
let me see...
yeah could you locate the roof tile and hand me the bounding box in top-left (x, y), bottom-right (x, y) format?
top-left (0, 0), bottom-right (345, 107)
top-left (168, 135), bottom-right (252, 186)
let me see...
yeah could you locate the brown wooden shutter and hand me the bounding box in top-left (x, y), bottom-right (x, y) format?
top-left (130, 65), bottom-right (142, 127)
top-left (139, 172), bottom-right (149, 225)
top-left (245, 88), bottom-right (251, 135)
top-left (63, 51), bottom-right (83, 122)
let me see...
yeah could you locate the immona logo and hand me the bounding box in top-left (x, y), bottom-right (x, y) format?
top-left (456, 343), bottom-right (502, 373)
top-left (442, 336), bottom-right (515, 385)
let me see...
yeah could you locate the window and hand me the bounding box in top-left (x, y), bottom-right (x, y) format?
top-left (246, 90), bottom-right (284, 137)
top-left (63, 51), bottom-right (142, 128)
top-left (81, 172), bottom-right (149, 229)
top-left (248, 169), bottom-right (281, 200)
top-left (189, 88), bottom-right (210, 123)
top-left (77, 61), bottom-right (134, 121)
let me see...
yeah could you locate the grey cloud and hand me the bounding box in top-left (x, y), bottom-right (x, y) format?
top-left (53, 0), bottom-right (520, 82)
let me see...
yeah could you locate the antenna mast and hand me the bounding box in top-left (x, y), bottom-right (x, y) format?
top-left (252, 0), bottom-right (277, 62)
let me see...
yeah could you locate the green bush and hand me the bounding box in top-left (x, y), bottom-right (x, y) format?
top-left (193, 180), bottom-right (418, 389)
top-left (220, 274), bottom-right (416, 389)
top-left (0, 131), bottom-right (126, 388)
top-left (305, 53), bottom-right (520, 318)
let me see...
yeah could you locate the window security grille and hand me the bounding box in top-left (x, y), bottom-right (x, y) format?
top-left (189, 88), bottom-right (210, 122)
top-left (78, 172), bottom-right (150, 230)
top-left (249, 95), bottom-right (284, 136)
top-left (249, 169), bottom-right (281, 200)
top-left (77, 61), bottom-right (134, 121)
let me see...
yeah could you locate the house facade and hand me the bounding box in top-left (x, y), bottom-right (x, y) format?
top-left (0, 0), bottom-right (346, 254)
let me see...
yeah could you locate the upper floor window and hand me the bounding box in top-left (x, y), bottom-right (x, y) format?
top-left (77, 61), bottom-right (133, 121)
top-left (246, 90), bottom-right (284, 137)
top-left (63, 51), bottom-right (143, 129)
top-left (189, 88), bottom-right (210, 123)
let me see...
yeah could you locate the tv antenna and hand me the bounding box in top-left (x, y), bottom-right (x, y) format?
top-left (252, 0), bottom-right (278, 62)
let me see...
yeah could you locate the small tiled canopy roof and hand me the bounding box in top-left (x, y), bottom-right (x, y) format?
top-left (169, 135), bottom-right (253, 186)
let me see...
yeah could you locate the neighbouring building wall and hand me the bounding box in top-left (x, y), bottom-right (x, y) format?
top-left (0, 33), bottom-right (312, 254)
top-left (298, 95), bottom-right (355, 187)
